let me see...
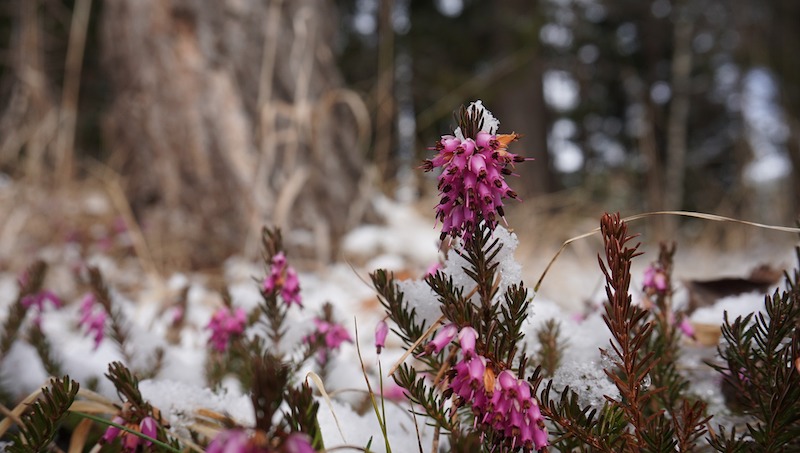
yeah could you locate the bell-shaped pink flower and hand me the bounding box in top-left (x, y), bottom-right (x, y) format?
top-left (458, 326), bottom-right (478, 357)
top-left (643, 265), bottom-right (669, 294)
top-left (283, 433), bottom-right (315, 453)
top-left (375, 320), bottom-right (388, 354)
top-left (424, 323), bottom-right (458, 355)
top-left (139, 416), bottom-right (158, 446)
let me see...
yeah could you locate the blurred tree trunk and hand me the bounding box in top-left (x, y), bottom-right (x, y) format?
top-left (101, 0), bottom-right (368, 269)
top-left (492, 0), bottom-right (554, 197)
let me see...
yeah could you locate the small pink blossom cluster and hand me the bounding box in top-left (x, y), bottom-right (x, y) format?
top-left (304, 318), bottom-right (351, 364)
top-left (263, 252), bottom-right (302, 307)
top-left (78, 294), bottom-right (107, 350)
top-left (422, 101), bottom-right (528, 241)
top-left (426, 324), bottom-right (548, 451)
top-left (207, 306), bottom-right (247, 352)
top-left (642, 264), bottom-right (669, 295)
top-left (22, 289), bottom-right (63, 325)
top-left (207, 429), bottom-right (315, 453)
top-left (102, 415), bottom-right (158, 451)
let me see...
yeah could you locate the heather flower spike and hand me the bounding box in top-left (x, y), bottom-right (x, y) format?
top-left (263, 252), bottom-right (303, 307)
top-left (643, 264), bottom-right (668, 295)
top-left (304, 313), bottom-right (351, 364)
top-left (78, 293), bottom-right (107, 350)
top-left (206, 306), bottom-right (247, 352)
top-left (423, 100), bottom-right (529, 242)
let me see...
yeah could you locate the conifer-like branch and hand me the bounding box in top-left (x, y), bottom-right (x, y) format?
top-left (7, 376), bottom-right (79, 453)
top-left (284, 381), bottom-right (323, 450)
top-left (1, 261), bottom-right (47, 359)
top-left (535, 319), bottom-right (563, 378)
top-left (595, 213), bottom-right (691, 451)
top-left (394, 363), bottom-right (456, 432)
top-left (88, 267), bottom-right (133, 364)
top-left (709, 245), bottom-right (800, 451)
top-left (28, 323), bottom-right (63, 378)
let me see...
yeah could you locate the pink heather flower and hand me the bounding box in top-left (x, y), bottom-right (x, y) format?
top-left (313, 318), bottom-right (352, 350)
top-left (375, 319), bottom-right (388, 354)
top-left (450, 354), bottom-right (487, 403)
top-left (263, 252), bottom-right (303, 307)
top-left (78, 294), bottom-right (107, 350)
top-left (305, 318), bottom-right (352, 364)
top-left (458, 326), bottom-right (478, 357)
top-left (643, 265), bottom-right (669, 294)
top-left (22, 290), bottom-right (63, 325)
top-left (678, 317), bottom-right (696, 340)
top-left (422, 101), bottom-right (528, 241)
top-left (102, 415), bottom-right (125, 444)
top-left (21, 290), bottom-right (63, 311)
top-left (425, 261), bottom-right (441, 277)
top-left (424, 323), bottom-right (458, 355)
top-left (139, 416), bottom-right (158, 446)
top-left (379, 382), bottom-right (410, 401)
top-left (170, 305), bottom-right (185, 325)
top-left (283, 433), bottom-right (315, 453)
top-left (447, 352), bottom-right (548, 451)
top-left (207, 429), bottom-right (251, 453)
top-left (101, 415), bottom-right (155, 452)
top-left (207, 306), bottom-right (247, 352)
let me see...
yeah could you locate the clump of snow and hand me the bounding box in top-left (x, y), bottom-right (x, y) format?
top-left (396, 279), bottom-right (441, 327)
top-left (140, 379), bottom-right (255, 435)
top-left (690, 291), bottom-right (767, 326)
top-left (342, 196), bottom-right (439, 269)
top-left (441, 225), bottom-right (522, 305)
top-left (317, 396), bottom-right (433, 453)
top-left (551, 359), bottom-right (620, 409)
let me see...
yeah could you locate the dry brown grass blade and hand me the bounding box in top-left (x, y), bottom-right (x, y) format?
top-left (68, 400), bottom-right (119, 415)
top-left (86, 161), bottom-right (161, 279)
top-left (67, 418), bottom-right (93, 453)
top-left (534, 210), bottom-right (800, 292)
top-left (387, 314), bottom-right (445, 377)
top-left (306, 371), bottom-right (347, 443)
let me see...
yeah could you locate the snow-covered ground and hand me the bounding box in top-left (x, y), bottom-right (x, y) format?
top-left (0, 194), bottom-right (795, 451)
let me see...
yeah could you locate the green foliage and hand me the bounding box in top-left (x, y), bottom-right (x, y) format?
top-left (393, 363), bottom-right (455, 432)
top-left (284, 382), bottom-right (324, 450)
top-left (709, 246), bottom-right (800, 451)
top-left (535, 214), bottom-right (711, 452)
top-left (534, 318), bottom-right (563, 378)
top-left (7, 376), bottom-right (79, 452)
top-left (533, 367), bottom-right (628, 452)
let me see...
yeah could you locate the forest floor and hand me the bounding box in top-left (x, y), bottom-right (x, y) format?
top-left (1, 180), bottom-right (797, 451)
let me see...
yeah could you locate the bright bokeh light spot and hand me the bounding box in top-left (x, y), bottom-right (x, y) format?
top-left (436, 0), bottom-right (463, 17)
top-left (544, 70), bottom-right (579, 112)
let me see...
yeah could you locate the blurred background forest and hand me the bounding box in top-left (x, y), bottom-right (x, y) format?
top-left (0, 0), bottom-right (798, 274)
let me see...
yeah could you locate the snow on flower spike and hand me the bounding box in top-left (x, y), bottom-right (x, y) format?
top-left (422, 100), bottom-right (529, 242)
